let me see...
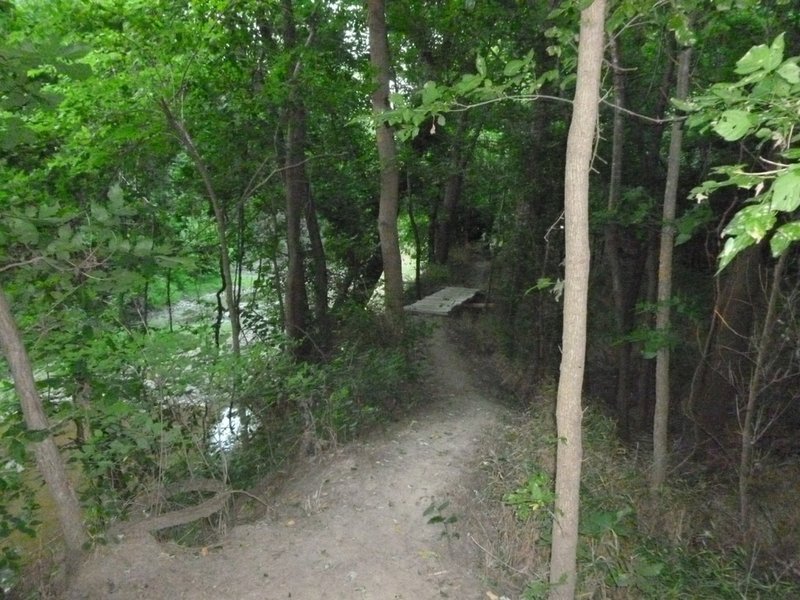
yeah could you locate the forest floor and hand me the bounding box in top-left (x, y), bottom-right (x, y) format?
top-left (62, 256), bottom-right (518, 600)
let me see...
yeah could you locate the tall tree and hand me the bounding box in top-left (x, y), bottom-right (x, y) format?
top-left (0, 286), bottom-right (87, 562)
top-left (159, 99), bottom-right (242, 357)
top-left (548, 1), bottom-right (606, 598)
top-left (651, 45), bottom-right (692, 491)
top-left (433, 113), bottom-right (475, 265)
top-left (367, 0), bottom-right (404, 320)
top-left (281, 0), bottom-right (313, 352)
top-left (604, 35), bottom-right (634, 439)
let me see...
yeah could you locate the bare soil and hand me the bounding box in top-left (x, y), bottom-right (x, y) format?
top-left (63, 310), bottom-right (512, 599)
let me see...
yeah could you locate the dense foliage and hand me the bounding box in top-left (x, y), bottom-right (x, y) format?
top-left (1, 0), bottom-right (798, 596)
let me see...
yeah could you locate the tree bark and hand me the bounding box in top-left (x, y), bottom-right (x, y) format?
top-left (630, 34), bottom-right (676, 433)
top-left (305, 191), bottom-right (330, 349)
top-left (548, 1), bottom-right (605, 598)
top-left (604, 35), bottom-right (634, 439)
top-left (281, 0), bottom-right (312, 353)
top-left (368, 0), bottom-right (404, 321)
top-left (434, 113), bottom-right (470, 265)
top-left (651, 46), bottom-right (692, 492)
top-left (0, 285), bottom-right (87, 561)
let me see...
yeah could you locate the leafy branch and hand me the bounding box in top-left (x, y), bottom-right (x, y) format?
top-left (680, 33), bottom-right (800, 269)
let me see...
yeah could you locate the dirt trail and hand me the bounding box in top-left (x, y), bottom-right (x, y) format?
top-left (65, 313), bottom-right (509, 599)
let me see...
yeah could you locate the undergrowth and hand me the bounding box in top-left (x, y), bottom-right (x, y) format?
top-left (469, 396), bottom-right (800, 599)
top-left (3, 309), bottom-right (426, 598)
top-left (451, 316), bottom-right (800, 600)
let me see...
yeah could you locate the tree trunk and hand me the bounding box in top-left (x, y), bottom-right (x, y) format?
top-left (629, 34), bottom-right (676, 433)
top-left (651, 46), bottom-right (692, 491)
top-left (166, 268), bottom-right (174, 333)
top-left (604, 35), bottom-right (633, 439)
top-left (282, 0), bottom-right (312, 353)
top-left (159, 99), bottom-right (241, 357)
top-left (368, 0), bottom-right (404, 321)
top-left (434, 113), bottom-right (470, 265)
top-left (634, 229), bottom-right (659, 431)
top-left (406, 170), bottom-right (423, 300)
top-left (305, 191), bottom-right (330, 349)
top-left (548, 1), bottom-right (605, 598)
top-left (0, 285), bottom-right (87, 561)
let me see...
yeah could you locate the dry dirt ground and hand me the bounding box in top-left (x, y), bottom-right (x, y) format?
top-left (63, 312), bottom-right (513, 599)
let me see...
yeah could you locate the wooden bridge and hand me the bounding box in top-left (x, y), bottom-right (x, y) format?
top-left (404, 286), bottom-right (482, 316)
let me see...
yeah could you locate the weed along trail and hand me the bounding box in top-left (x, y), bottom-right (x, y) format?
top-left (65, 318), bottom-right (508, 600)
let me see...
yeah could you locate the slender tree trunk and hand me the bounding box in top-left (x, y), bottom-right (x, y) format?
top-left (142, 279), bottom-right (150, 331)
top-left (282, 111), bottom-right (310, 348)
top-left (605, 36), bottom-right (632, 439)
top-left (406, 170), bottom-right (422, 300)
top-left (281, 0), bottom-right (312, 353)
top-left (305, 191), bottom-right (330, 348)
top-left (368, 0), bottom-right (404, 320)
top-left (0, 286), bottom-right (87, 561)
top-left (739, 251), bottom-right (787, 526)
top-left (635, 230), bottom-right (659, 430)
top-left (548, 1), bottom-right (605, 598)
top-left (651, 46), bottom-right (692, 492)
top-left (159, 99), bottom-right (241, 356)
top-left (631, 35), bottom-right (675, 432)
top-left (434, 113), bottom-right (470, 265)
top-left (166, 269), bottom-right (173, 333)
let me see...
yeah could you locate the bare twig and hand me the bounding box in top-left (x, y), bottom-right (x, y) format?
top-left (468, 533), bottom-right (530, 577)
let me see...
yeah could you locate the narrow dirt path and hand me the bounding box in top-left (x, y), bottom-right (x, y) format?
top-left (65, 317), bottom-right (508, 600)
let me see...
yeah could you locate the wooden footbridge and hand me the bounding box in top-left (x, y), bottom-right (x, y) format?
top-left (404, 286), bottom-right (482, 316)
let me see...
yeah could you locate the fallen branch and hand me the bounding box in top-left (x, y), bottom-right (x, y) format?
top-left (113, 478), bottom-right (230, 537)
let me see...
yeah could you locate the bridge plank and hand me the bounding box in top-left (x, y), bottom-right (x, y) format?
top-left (404, 286), bottom-right (481, 316)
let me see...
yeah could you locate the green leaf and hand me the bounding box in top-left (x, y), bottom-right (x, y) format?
top-left (503, 59), bottom-right (526, 77)
top-left (91, 203), bottom-right (110, 223)
top-left (771, 170), bottom-right (800, 212)
top-left (454, 73), bottom-right (483, 95)
top-left (37, 203), bottom-right (60, 220)
top-left (475, 55), bottom-right (487, 78)
top-left (107, 183), bottom-right (124, 206)
top-left (133, 238), bottom-right (154, 256)
top-left (9, 218), bottom-right (39, 244)
top-left (735, 36), bottom-right (783, 75)
top-left (770, 222), bottom-right (800, 256)
top-left (776, 60), bottom-right (800, 84)
top-left (675, 203), bottom-right (714, 245)
top-left (723, 203), bottom-right (775, 241)
top-left (770, 32), bottom-right (786, 63)
top-left (713, 110), bottom-right (756, 141)
top-left (421, 81), bottom-right (441, 105)
top-left (635, 560), bottom-right (665, 578)
top-left (670, 98), bottom-right (697, 112)
top-left (709, 83), bottom-right (744, 103)
top-left (718, 234), bottom-right (756, 271)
